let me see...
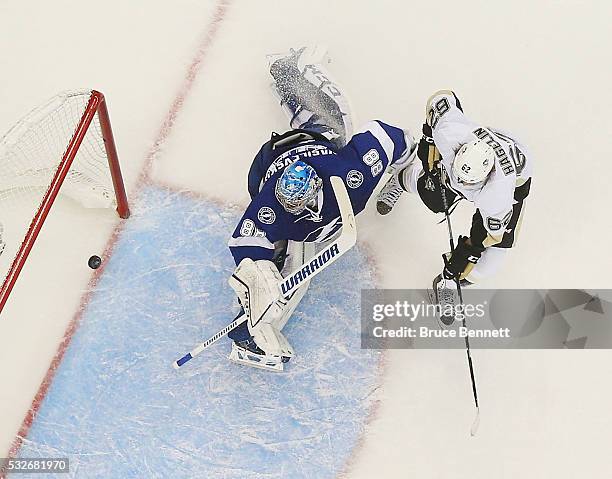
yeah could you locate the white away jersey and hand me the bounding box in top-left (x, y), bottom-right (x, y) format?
top-left (426, 90), bottom-right (533, 239)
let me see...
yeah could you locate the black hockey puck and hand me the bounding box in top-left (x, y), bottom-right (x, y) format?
top-left (88, 255), bottom-right (102, 269)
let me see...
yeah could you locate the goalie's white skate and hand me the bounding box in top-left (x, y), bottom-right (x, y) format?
top-left (229, 341), bottom-right (289, 373)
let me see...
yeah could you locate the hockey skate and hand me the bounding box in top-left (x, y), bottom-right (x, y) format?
top-left (429, 274), bottom-right (459, 327)
top-left (229, 338), bottom-right (290, 373)
top-left (376, 174), bottom-right (404, 215)
top-left (375, 141), bottom-right (417, 215)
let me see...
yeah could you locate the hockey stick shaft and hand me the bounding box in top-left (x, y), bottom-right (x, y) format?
top-left (438, 166), bottom-right (480, 433)
top-left (173, 176), bottom-right (356, 369)
top-left (173, 313), bottom-right (247, 368)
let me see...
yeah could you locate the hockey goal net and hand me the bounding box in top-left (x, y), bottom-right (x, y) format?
top-left (0, 90), bottom-right (129, 314)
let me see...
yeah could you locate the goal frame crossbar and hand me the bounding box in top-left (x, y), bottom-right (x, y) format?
top-left (0, 90), bottom-right (130, 315)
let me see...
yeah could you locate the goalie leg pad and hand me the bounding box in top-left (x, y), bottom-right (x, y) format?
top-left (267, 45), bottom-right (353, 147)
top-left (253, 323), bottom-right (294, 358)
top-left (228, 242), bottom-right (315, 358)
top-left (228, 258), bottom-right (285, 330)
top-left (229, 258), bottom-right (300, 355)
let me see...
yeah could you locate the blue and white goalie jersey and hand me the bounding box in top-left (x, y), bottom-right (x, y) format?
top-left (229, 120), bottom-right (408, 264)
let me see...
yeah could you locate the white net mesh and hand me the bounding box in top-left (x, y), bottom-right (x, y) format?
top-left (0, 90), bottom-right (117, 288)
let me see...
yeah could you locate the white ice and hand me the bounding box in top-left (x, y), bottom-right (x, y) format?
top-left (1, 0), bottom-right (612, 477)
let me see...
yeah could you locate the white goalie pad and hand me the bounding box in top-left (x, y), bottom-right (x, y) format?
top-left (253, 323), bottom-right (294, 359)
top-left (228, 241), bottom-right (316, 357)
top-left (228, 258), bottom-right (285, 331)
top-left (255, 240), bottom-right (315, 355)
top-left (267, 45), bottom-right (353, 145)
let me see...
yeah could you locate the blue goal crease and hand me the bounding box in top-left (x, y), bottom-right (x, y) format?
top-left (17, 185), bottom-right (381, 479)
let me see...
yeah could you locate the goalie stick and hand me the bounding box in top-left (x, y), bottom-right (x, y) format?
top-left (173, 176), bottom-right (357, 369)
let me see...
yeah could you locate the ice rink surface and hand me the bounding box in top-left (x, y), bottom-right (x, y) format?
top-left (17, 186), bottom-right (380, 478)
top-left (1, 0), bottom-right (612, 477)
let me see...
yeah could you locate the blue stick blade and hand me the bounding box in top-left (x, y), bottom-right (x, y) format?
top-left (174, 353), bottom-right (193, 369)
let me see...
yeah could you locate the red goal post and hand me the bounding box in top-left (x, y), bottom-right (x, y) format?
top-left (0, 90), bottom-right (130, 315)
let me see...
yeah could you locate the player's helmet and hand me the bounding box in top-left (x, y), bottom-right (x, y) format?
top-left (452, 139), bottom-right (495, 184)
top-left (275, 160), bottom-right (323, 214)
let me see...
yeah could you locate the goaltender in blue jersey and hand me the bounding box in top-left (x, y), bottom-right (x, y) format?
top-left (225, 46), bottom-right (414, 372)
top-left (229, 122), bottom-right (407, 264)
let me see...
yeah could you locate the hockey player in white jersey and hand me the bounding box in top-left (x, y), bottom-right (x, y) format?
top-left (225, 47), bottom-right (413, 371)
top-left (376, 90), bottom-right (532, 320)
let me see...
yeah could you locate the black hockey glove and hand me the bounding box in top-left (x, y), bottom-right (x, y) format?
top-left (442, 236), bottom-right (482, 280)
top-left (417, 123), bottom-right (439, 174)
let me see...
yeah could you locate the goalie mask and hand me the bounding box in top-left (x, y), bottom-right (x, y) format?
top-left (275, 160), bottom-right (322, 214)
top-left (452, 139), bottom-right (495, 184)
